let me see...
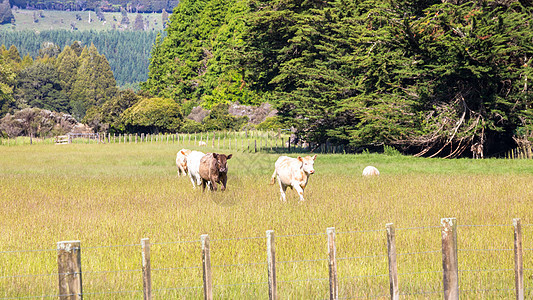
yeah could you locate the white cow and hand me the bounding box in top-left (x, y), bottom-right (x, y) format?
top-left (270, 155), bottom-right (317, 202)
top-left (176, 149), bottom-right (192, 176)
top-left (198, 141), bottom-right (207, 146)
top-left (186, 151), bottom-right (206, 188)
top-left (362, 166), bottom-right (380, 176)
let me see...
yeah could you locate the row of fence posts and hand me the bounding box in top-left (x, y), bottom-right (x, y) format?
top-left (506, 146), bottom-right (533, 159)
top-left (89, 131), bottom-right (344, 154)
top-left (53, 217), bottom-right (525, 300)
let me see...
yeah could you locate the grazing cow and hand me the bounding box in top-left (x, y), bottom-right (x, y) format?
top-left (176, 149), bottom-right (192, 176)
top-left (199, 141), bottom-right (207, 146)
top-left (362, 166), bottom-right (380, 176)
top-left (270, 155), bottom-right (317, 202)
top-left (186, 151), bottom-right (206, 188)
top-left (471, 142), bottom-right (483, 159)
top-left (199, 153), bottom-right (232, 191)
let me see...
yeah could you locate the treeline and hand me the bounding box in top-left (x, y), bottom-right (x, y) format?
top-left (0, 41), bottom-right (251, 137)
top-left (142, 0), bottom-right (533, 157)
top-left (0, 30), bottom-right (158, 86)
top-left (0, 42), bottom-right (117, 122)
top-left (9, 0), bottom-right (179, 13)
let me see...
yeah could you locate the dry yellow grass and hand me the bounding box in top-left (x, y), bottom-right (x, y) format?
top-left (1, 142), bottom-right (532, 298)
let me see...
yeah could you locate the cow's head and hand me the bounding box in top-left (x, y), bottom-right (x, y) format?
top-left (213, 153), bottom-right (232, 173)
top-left (298, 155), bottom-right (317, 175)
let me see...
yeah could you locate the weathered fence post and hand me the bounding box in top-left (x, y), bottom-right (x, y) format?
top-left (386, 223), bottom-right (399, 300)
top-left (201, 234), bottom-right (213, 300)
top-left (441, 218), bottom-right (458, 300)
top-left (141, 238), bottom-right (152, 300)
top-left (57, 240), bottom-right (82, 299)
top-left (266, 230), bottom-right (277, 300)
top-left (327, 227), bottom-right (338, 300)
top-left (514, 218), bottom-right (524, 300)
top-left (212, 132), bottom-right (215, 148)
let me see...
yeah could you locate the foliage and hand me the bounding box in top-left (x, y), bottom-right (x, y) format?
top-left (0, 107), bottom-right (76, 137)
top-left (0, 30), bottom-right (160, 86)
top-left (70, 44), bottom-right (117, 120)
top-left (0, 0), bottom-right (14, 25)
top-left (82, 89), bottom-right (141, 133)
top-left (121, 96), bottom-right (182, 133)
top-left (0, 56), bottom-right (16, 117)
top-left (256, 116), bottom-right (285, 130)
top-left (141, 0), bottom-right (260, 107)
top-left (13, 61), bottom-right (69, 112)
top-left (202, 103), bottom-right (248, 131)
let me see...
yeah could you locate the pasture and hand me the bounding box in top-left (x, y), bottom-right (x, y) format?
top-left (1, 142), bottom-right (533, 299)
top-left (3, 9), bottom-right (165, 32)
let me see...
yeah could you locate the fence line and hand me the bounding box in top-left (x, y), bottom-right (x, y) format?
top-left (1, 218), bottom-right (530, 299)
top-left (0, 130), bottom-right (349, 154)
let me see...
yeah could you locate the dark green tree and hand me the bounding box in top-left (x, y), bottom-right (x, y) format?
top-left (0, 0), bottom-right (14, 25)
top-left (14, 61), bottom-right (69, 112)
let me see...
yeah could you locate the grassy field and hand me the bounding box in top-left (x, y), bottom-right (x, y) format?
top-left (1, 141), bottom-right (533, 299)
top-left (1, 9), bottom-right (165, 31)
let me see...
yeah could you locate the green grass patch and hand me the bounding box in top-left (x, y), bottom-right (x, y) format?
top-left (1, 142), bottom-right (532, 298)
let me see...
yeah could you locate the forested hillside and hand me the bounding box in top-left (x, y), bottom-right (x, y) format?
top-left (0, 30), bottom-right (159, 86)
top-left (142, 0), bottom-right (533, 157)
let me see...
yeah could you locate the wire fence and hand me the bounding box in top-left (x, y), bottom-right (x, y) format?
top-left (1, 219), bottom-right (532, 299)
top-left (0, 130), bottom-right (349, 155)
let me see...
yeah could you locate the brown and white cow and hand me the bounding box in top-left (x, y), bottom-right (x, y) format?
top-left (270, 155), bottom-right (317, 202)
top-left (176, 149), bottom-right (192, 176)
top-left (199, 153), bottom-right (232, 191)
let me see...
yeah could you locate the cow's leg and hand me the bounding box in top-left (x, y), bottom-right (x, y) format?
top-left (277, 178), bottom-right (287, 202)
top-left (270, 169), bottom-right (277, 185)
top-left (201, 179), bottom-right (207, 192)
top-left (189, 174), bottom-right (196, 188)
top-left (220, 174), bottom-right (227, 191)
top-left (293, 182), bottom-right (305, 202)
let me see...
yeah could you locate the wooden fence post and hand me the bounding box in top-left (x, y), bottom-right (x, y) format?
top-left (57, 240), bottom-right (82, 299)
top-left (386, 223), bottom-right (399, 299)
top-left (327, 227), bottom-right (338, 300)
top-left (441, 218), bottom-right (458, 300)
top-left (201, 234), bottom-right (213, 300)
top-left (212, 132), bottom-right (215, 148)
top-left (266, 230), bottom-right (277, 300)
top-left (141, 238), bottom-right (152, 300)
top-left (514, 218), bottom-right (524, 300)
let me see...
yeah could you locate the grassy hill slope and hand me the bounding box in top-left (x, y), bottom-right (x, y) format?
top-left (2, 9), bottom-right (166, 31)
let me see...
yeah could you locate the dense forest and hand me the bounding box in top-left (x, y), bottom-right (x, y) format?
top-left (8, 0), bottom-right (179, 12)
top-left (2, 0), bottom-right (533, 157)
top-left (0, 30), bottom-right (159, 86)
top-left (141, 0), bottom-right (533, 157)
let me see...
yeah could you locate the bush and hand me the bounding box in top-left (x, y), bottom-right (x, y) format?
top-left (256, 116), bottom-right (285, 130)
top-left (180, 118), bottom-right (204, 133)
top-left (121, 97), bottom-right (182, 133)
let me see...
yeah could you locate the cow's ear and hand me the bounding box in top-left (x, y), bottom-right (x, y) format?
top-left (297, 156), bottom-right (303, 162)
top-left (213, 153), bottom-right (218, 159)
top-left (226, 154), bottom-right (232, 159)
top-left (180, 150), bottom-right (186, 155)
top-left (312, 154), bottom-right (317, 160)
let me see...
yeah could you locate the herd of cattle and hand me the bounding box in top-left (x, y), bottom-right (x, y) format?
top-left (176, 148), bottom-right (380, 201)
